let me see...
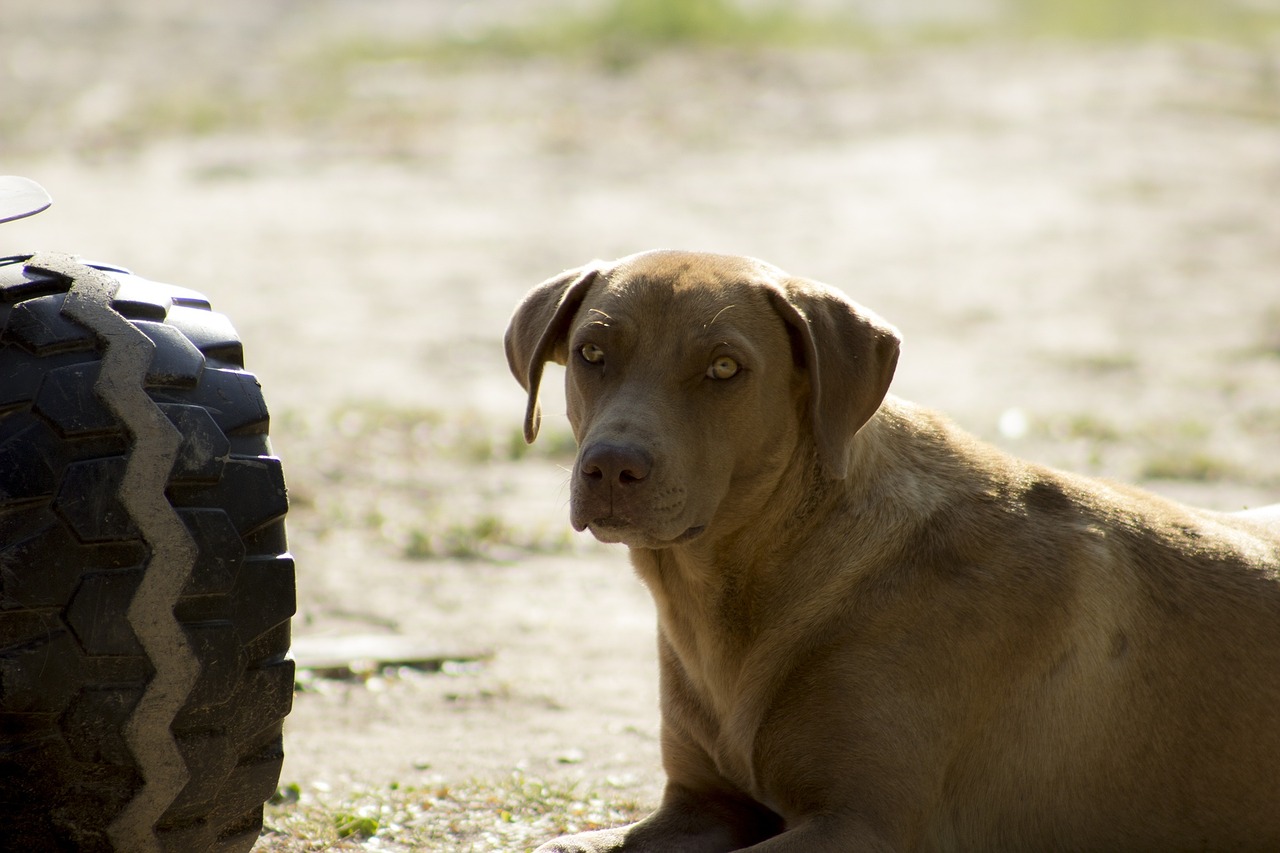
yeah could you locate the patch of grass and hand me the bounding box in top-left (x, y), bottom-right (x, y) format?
top-left (1001, 0), bottom-right (1280, 42)
top-left (1242, 407), bottom-right (1280, 433)
top-left (123, 89), bottom-right (255, 137)
top-left (306, 0), bottom-right (1280, 73)
top-left (334, 812), bottom-right (380, 839)
top-left (303, 0), bottom-right (878, 74)
top-left (310, 0), bottom-right (1280, 71)
top-left (67, 0), bottom-right (1280, 152)
top-left (404, 514), bottom-right (575, 561)
top-left (1048, 414), bottom-right (1244, 484)
top-left (507, 425), bottom-right (579, 463)
top-left (1055, 350), bottom-right (1140, 374)
top-left (562, 0), bottom-right (875, 50)
top-left (1171, 419), bottom-right (1211, 441)
top-left (259, 774), bottom-right (646, 851)
top-left (1140, 451), bottom-right (1237, 482)
top-left (278, 403), bottom-right (577, 563)
top-left (1254, 306), bottom-right (1280, 357)
top-left (553, 0), bottom-right (869, 51)
top-left (1053, 412), bottom-right (1124, 443)
top-left (588, 0), bottom-right (785, 44)
top-left (404, 515), bottom-right (507, 560)
top-left (1035, 412), bottom-right (1272, 487)
top-left (284, 403), bottom-right (509, 467)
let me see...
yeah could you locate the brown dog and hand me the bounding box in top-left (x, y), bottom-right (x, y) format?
top-left (505, 249), bottom-right (1280, 852)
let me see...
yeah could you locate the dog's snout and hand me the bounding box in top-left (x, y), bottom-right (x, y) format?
top-left (580, 441), bottom-right (652, 486)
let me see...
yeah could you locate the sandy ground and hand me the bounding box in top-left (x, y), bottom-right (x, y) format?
top-left (4, 0), bottom-right (1280, 842)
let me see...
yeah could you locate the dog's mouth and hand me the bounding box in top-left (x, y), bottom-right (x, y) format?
top-left (584, 516), bottom-right (706, 547)
top-left (673, 525), bottom-right (706, 543)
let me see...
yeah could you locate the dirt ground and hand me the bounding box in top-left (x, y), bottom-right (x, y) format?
top-left (4, 0), bottom-right (1280, 847)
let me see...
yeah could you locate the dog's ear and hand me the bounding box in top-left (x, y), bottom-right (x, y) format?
top-left (505, 265), bottom-right (601, 443)
top-left (768, 278), bottom-right (901, 480)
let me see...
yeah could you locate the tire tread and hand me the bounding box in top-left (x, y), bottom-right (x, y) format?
top-left (0, 254), bottom-right (292, 853)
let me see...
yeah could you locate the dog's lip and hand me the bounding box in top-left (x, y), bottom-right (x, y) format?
top-left (673, 525), bottom-right (706, 543)
top-left (584, 516), bottom-right (706, 546)
top-left (586, 515), bottom-right (628, 531)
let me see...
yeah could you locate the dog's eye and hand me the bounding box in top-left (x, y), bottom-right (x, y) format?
top-left (707, 356), bottom-right (739, 380)
top-left (579, 343), bottom-right (605, 365)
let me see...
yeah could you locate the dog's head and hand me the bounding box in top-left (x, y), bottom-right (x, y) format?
top-left (505, 250), bottom-right (900, 549)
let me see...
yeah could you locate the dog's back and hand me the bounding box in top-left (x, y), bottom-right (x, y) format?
top-left (862, 400), bottom-right (1280, 850)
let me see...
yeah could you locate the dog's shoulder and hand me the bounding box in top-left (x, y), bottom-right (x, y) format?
top-left (853, 396), bottom-right (1280, 584)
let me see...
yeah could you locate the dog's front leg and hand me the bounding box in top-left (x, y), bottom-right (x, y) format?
top-left (732, 816), bottom-right (899, 853)
top-left (534, 783), bottom-right (782, 853)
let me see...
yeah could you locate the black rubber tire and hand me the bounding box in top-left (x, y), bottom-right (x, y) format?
top-left (0, 253), bottom-right (294, 852)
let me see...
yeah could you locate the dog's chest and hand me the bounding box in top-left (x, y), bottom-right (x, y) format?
top-left (643, 550), bottom-right (793, 793)
top-left (659, 618), bottom-right (778, 791)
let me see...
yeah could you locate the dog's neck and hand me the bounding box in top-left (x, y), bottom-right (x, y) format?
top-left (622, 399), bottom-right (1006, 793)
top-left (629, 398), bottom-right (932, 598)
top-left (626, 410), bottom-right (890, 722)
top-left (630, 431), bottom-right (833, 612)
top-left (626, 399), bottom-right (973, 722)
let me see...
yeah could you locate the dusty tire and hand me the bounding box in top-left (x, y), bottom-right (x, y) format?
top-left (0, 253), bottom-right (294, 852)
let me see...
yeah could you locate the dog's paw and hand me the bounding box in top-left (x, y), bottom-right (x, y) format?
top-left (533, 827), bottom-right (628, 853)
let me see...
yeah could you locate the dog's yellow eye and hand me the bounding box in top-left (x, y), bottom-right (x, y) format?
top-left (580, 343), bottom-right (605, 364)
top-left (707, 356), bottom-right (739, 380)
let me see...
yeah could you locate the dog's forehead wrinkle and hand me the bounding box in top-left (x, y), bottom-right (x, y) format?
top-left (590, 278), bottom-right (761, 333)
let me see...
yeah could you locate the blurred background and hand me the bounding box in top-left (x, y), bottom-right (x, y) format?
top-left (4, 0), bottom-right (1279, 448)
top-left (4, 0), bottom-right (1279, 847)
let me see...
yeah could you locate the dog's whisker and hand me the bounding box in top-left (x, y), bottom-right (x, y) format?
top-left (704, 304), bottom-right (736, 328)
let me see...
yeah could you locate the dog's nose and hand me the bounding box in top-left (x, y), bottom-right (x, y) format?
top-left (580, 441), bottom-right (652, 486)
